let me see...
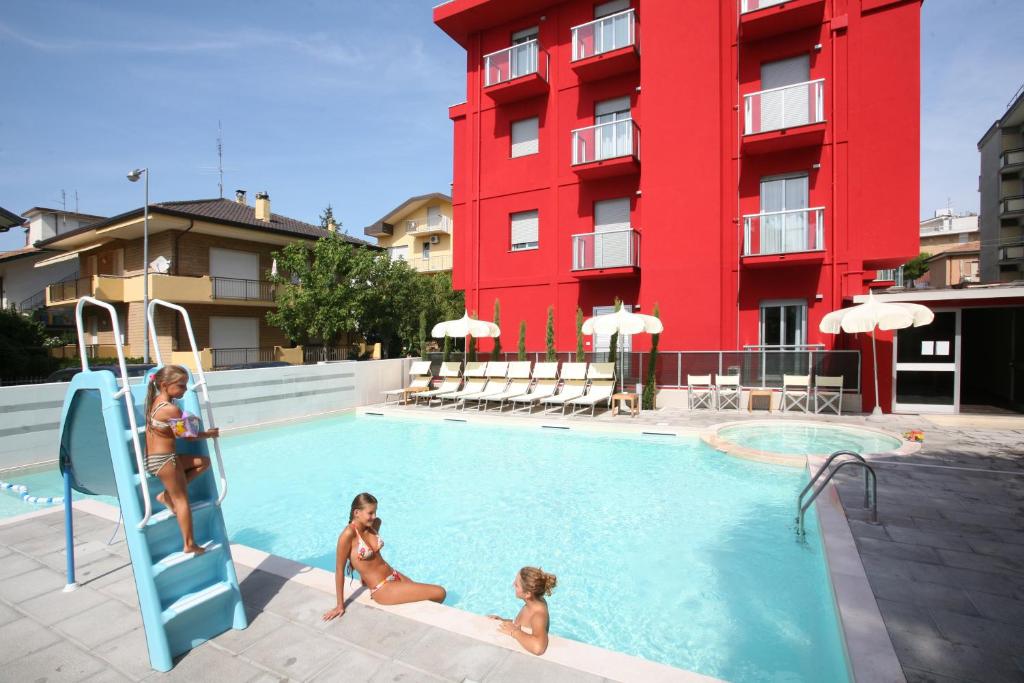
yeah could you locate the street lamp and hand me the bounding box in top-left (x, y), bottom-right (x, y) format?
top-left (126, 168), bottom-right (150, 363)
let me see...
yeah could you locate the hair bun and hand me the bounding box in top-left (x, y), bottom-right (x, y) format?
top-left (543, 572), bottom-right (557, 596)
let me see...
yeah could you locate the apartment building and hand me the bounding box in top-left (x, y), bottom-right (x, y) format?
top-left (362, 193), bottom-right (454, 274)
top-left (978, 86), bottom-right (1024, 283)
top-left (34, 192), bottom-right (374, 368)
top-left (918, 208), bottom-right (979, 252)
top-left (433, 0), bottom-right (922, 358)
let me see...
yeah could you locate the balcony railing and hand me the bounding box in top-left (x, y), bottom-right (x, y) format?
top-left (572, 9), bottom-right (636, 61)
top-left (998, 242), bottom-right (1024, 261)
top-left (17, 289), bottom-right (46, 312)
top-left (873, 268), bottom-right (905, 288)
top-left (47, 277), bottom-right (92, 303)
top-left (741, 0), bottom-right (788, 12)
top-left (211, 277), bottom-right (275, 302)
top-left (1001, 194), bottom-right (1024, 215)
top-left (405, 216), bottom-right (453, 235)
top-left (211, 347), bottom-right (275, 368)
top-left (303, 345), bottom-right (351, 363)
top-left (743, 207), bottom-right (825, 256)
top-left (744, 79), bottom-right (825, 135)
top-left (483, 39), bottom-right (546, 87)
top-left (572, 228), bottom-right (640, 271)
top-left (572, 119), bottom-right (639, 165)
top-left (412, 255), bottom-right (453, 273)
top-left (1000, 147), bottom-right (1024, 170)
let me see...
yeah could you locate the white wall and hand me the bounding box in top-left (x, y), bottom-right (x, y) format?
top-left (0, 359), bottom-right (412, 471)
top-left (0, 255), bottom-right (78, 309)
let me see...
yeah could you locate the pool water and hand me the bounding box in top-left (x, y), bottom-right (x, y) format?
top-left (3, 415), bottom-right (850, 682)
top-left (718, 423), bottom-right (902, 457)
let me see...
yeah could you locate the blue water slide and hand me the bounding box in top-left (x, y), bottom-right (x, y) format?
top-left (58, 297), bottom-right (246, 672)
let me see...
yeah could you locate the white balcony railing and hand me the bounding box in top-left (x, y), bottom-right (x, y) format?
top-left (483, 39), bottom-right (546, 87)
top-left (572, 119), bottom-right (639, 165)
top-left (743, 207), bottom-right (825, 256)
top-left (412, 255), bottom-right (452, 273)
top-left (572, 228), bottom-right (640, 271)
top-left (571, 9), bottom-right (636, 61)
top-left (744, 79), bottom-right (825, 135)
top-left (741, 0), bottom-right (788, 13)
top-left (405, 216), bottom-right (453, 235)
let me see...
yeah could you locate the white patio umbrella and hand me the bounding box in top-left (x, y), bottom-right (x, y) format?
top-left (819, 290), bottom-right (934, 417)
top-left (431, 311), bottom-right (500, 360)
top-left (582, 308), bottom-right (664, 392)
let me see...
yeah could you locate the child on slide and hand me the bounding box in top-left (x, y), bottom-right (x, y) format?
top-left (144, 364), bottom-right (218, 555)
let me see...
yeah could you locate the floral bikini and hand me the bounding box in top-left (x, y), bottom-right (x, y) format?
top-left (350, 524), bottom-right (401, 595)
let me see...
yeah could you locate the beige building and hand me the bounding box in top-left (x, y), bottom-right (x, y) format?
top-left (918, 208), bottom-right (979, 253)
top-left (35, 192), bottom-right (374, 369)
top-left (919, 241), bottom-right (981, 288)
top-left (362, 193), bottom-right (453, 273)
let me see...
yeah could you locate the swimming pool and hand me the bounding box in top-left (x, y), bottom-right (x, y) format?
top-left (4, 415), bottom-right (850, 682)
top-left (716, 422), bottom-right (902, 457)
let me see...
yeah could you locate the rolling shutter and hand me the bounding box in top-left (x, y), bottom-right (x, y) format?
top-left (511, 117), bottom-right (539, 158)
top-left (595, 0), bottom-right (629, 17)
top-left (593, 198), bottom-right (631, 267)
top-left (510, 210), bottom-right (539, 250)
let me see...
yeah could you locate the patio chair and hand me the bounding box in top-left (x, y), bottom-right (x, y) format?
top-left (687, 374), bottom-right (715, 410)
top-left (715, 374), bottom-right (741, 410)
top-left (565, 363), bottom-right (616, 416)
top-left (814, 375), bottom-right (844, 415)
top-left (781, 374), bottom-right (811, 413)
top-left (478, 361), bottom-right (533, 411)
top-left (381, 360), bottom-right (433, 405)
top-left (458, 361), bottom-right (510, 410)
top-left (508, 362), bottom-right (561, 413)
top-left (414, 361), bottom-right (465, 405)
top-left (437, 362), bottom-right (489, 408)
top-left (540, 363), bottom-right (589, 413)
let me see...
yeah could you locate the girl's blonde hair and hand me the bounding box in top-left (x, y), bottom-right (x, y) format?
top-left (344, 493), bottom-right (378, 579)
top-left (144, 364), bottom-right (190, 420)
top-left (519, 567), bottom-right (557, 598)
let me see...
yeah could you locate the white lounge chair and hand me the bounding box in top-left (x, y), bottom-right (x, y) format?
top-left (814, 375), bottom-right (844, 415)
top-left (782, 374), bottom-right (811, 413)
top-left (715, 374), bottom-right (741, 411)
top-left (540, 363), bottom-right (589, 413)
top-left (458, 361), bottom-right (510, 410)
top-left (508, 362), bottom-right (561, 413)
top-left (437, 361), bottom-right (488, 407)
top-left (414, 361), bottom-right (464, 405)
top-left (565, 363), bottom-right (616, 416)
top-left (382, 360), bottom-right (433, 405)
top-left (478, 361), bottom-right (533, 411)
top-left (687, 374), bottom-right (715, 410)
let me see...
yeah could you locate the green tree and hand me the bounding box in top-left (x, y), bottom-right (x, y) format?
top-left (642, 303), bottom-right (661, 410)
top-left (0, 308), bottom-right (59, 381)
top-left (545, 306), bottom-right (556, 362)
top-left (418, 311), bottom-right (427, 358)
top-left (517, 321), bottom-right (527, 361)
top-left (319, 204), bottom-right (338, 232)
top-left (902, 253), bottom-right (931, 282)
top-left (608, 297), bottom-right (623, 366)
top-left (442, 334), bottom-right (451, 362)
top-left (575, 307), bottom-right (585, 362)
top-left (491, 299), bottom-right (502, 358)
top-left (467, 308), bottom-right (478, 362)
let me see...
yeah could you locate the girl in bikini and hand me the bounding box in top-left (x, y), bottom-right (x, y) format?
top-left (322, 492), bottom-right (446, 621)
top-left (488, 567), bottom-right (557, 655)
top-left (144, 364), bottom-right (219, 556)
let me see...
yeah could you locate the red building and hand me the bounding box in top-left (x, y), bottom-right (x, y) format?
top-left (434, 1), bottom-right (921, 368)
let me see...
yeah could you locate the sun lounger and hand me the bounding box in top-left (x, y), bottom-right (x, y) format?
top-left (782, 374), bottom-right (811, 413)
top-left (565, 363), bottom-right (616, 416)
top-left (458, 362), bottom-right (510, 410)
top-left (478, 361), bottom-right (533, 411)
top-left (437, 362), bottom-right (489, 407)
top-left (414, 361), bottom-right (464, 405)
top-left (508, 362), bottom-right (561, 413)
top-left (540, 362), bottom-right (589, 413)
top-left (382, 360), bottom-right (433, 405)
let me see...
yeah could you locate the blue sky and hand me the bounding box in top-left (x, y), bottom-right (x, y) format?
top-left (1, 0), bottom-right (1022, 253)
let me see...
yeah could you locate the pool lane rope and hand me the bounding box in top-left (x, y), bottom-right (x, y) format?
top-left (0, 480), bottom-right (65, 506)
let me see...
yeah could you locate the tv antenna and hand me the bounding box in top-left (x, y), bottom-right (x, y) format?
top-left (217, 120), bottom-right (224, 199)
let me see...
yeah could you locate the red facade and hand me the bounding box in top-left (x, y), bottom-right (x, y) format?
top-left (435, 0), bottom-right (921, 357)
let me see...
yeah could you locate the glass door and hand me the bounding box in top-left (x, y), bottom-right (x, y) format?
top-left (893, 310), bottom-right (959, 413)
top-left (595, 97), bottom-right (631, 160)
top-left (760, 175), bottom-right (808, 254)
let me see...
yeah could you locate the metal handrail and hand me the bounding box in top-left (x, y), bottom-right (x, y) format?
top-left (797, 450), bottom-right (877, 535)
top-left (483, 39), bottom-right (545, 87)
top-left (75, 296), bottom-right (152, 528)
top-left (741, 205), bottom-right (826, 219)
top-left (571, 8), bottom-right (636, 61)
top-left (746, 77), bottom-right (825, 98)
top-left (147, 299), bottom-right (228, 507)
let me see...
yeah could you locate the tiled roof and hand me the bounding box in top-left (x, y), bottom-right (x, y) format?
top-left (0, 205), bottom-right (24, 230)
top-left (0, 246), bottom-right (45, 264)
top-left (362, 192), bottom-right (452, 237)
top-left (926, 241), bottom-right (981, 260)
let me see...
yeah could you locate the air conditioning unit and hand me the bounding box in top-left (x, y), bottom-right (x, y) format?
top-left (429, 235), bottom-right (440, 244)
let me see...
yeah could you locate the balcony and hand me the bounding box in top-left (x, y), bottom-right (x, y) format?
top-left (738, 0), bottom-right (827, 42)
top-left (570, 9), bottom-right (639, 82)
top-left (998, 241), bottom-right (1024, 262)
top-left (364, 222), bottom-right (394, 238)
top-left (211, 277), bottom-right (275, 302)
top-left (404, 216), bottom-right (453, 236)
top-left (741, 207), bottom-right (825, 266)
top-left (571, 229), bottom-right (640, 278)
top-left (571, 119), bottom-right (640, 179)
top-left (1000, 147), bottom-right (1024, 174)
top-left (742, 79), bottom-right (825, 154)
top-left (482, 40), bottom-right (549, 104)
top-left (46, 274), bottom-right (277, 307)
top-left (410, 255), bottom-right (453, 273)
top-left (1001, 194), bottom-right (1024, 217)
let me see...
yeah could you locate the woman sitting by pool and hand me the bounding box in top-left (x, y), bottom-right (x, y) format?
top-left (322, 492), bottom-right (446, 621)
top-left (488, 567), bottom-right (557, 655)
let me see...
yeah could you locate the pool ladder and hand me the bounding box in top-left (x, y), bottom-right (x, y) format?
top-left (796, 450), bottom-right (877, 536)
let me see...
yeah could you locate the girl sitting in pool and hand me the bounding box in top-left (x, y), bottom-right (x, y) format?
top-left (322, 492), bottom-right (446, 621)
top-left (488, 566), bottom-right (557, 655)
top-left (144, 364), bottom-right (219, 556)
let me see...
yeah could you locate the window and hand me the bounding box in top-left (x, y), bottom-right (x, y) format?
top-left (759, 55), bottom-right (812, 131)
top-left (422, 241), bottom-right (431, 260)
top-left (759, 301), bottom-right (807, 347)
top-left (511, 117), bottom-right (539, 158)
top-left (595, 0), bottom-right (630, 18)
top-left (761, 55), bottom-right (810, 90)
top-left (593, 96), bottom-right (633, 160)
top-left (591, 198), bottom-right (632, 268)
top-left (389, 246), bottom-right (408, 261)
top-left (510, 210), bottom-right (539, 251)
top-left (512, 27), bottom-right (538, 44)
top-left (759, 174), bottom-right (810, 253)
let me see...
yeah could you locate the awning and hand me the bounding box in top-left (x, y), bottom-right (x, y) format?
top-left (34, 241), bottom-right (108, 268)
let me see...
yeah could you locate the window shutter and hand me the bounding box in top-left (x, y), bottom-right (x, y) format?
top-left (594, 198), bottom-right (631, 232)
top-left (510, 210), bottom-right (539, 249)
top-left (760, 55), bottom-right (810, 89)
top-left (511, 118), bottom-right (539, 158)
top-left (595, 0), bottom-right (629, 18)
top-left (595, 96), bottom-right (631, 117)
